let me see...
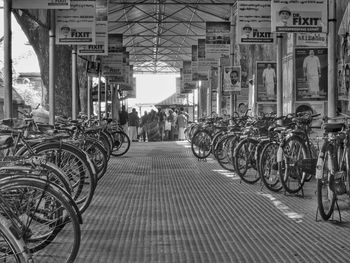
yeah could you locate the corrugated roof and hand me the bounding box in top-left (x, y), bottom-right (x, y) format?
top-left (108, 0), bottom-right (235, 73)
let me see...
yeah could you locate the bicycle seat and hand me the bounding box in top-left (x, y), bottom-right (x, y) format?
top-left (322, 123), bottom-right (345, 133)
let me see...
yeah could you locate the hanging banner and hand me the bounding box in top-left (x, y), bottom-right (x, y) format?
top-left (192, 45), bottom-right (199, 81)
top-left (256, 62), bottom-right (277, 102)
top-left (295, 48), bottom-right (328, 101)
top-left (205, 22), bottom-right (230, 59)
top-left (101, 34), bottom-right (123, 76)
top-left (211, 66), bottom-right (218, 92)
top-left (223, 66), bottom-right (242, 92)
top-left (183, 61), bottom-right (196, 90)
top-left (86, 60), bottom-right (100, 77)
top-left (271, 0), bottom-right (327, 33)
top-left (295, 33), bottom-right (327, 47)
top-left (237, 0), bottom-right (273, 44)
top-left (56, 0), bottom-right (96, 45)
top-left (13, 0), bottom-right (70, 9)
top-left (78, 22), bottom-right (108, 55)
top-left (78, 0), bottom-right (108, 55)
top-left (108, 34), bottom-right (124, 54)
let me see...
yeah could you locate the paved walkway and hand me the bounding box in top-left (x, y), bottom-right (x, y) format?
top-left (75, 141), bottom-right (350, 263)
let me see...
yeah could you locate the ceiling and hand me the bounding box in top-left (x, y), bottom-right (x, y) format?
top-left (108, 0), bottom-right (235, 73)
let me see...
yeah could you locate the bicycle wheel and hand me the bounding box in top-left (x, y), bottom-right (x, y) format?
top-left (110, 130), bottom-right (131, 157)
top-left (0, 215), bottom-right (30, 262)
top-left (0, 176), bottom-right (81, 263)
top-left (259, 141), bottom-right (282, 192)
top-left (18, 142), bottom-right (96, 214)
top-left (278, 135), bottom-right (308, 194)
top-left (233, 138), bottom-right (260, 184)
top-left (191, 130), bottom-right (212, 159)
top-left (316, 150), bottom-right (336, 220)
top-left (81, 138), bottom-right (108, 181)
top-left (215, 134), bottom-right (238, 172)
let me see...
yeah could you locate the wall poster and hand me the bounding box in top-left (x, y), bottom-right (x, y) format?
top-left (256, 62), bottom-right (276, 102)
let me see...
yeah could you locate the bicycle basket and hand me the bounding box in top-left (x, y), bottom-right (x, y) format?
top-left (330, 172), bottom-right (347, 195)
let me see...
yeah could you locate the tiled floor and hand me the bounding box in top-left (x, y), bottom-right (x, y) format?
top-left (75, 141), bottom-right (350, 263)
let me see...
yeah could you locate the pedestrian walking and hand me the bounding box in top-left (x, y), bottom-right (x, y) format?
top-left (119, 105), bottom-right (129, 134)
top-left (128, 108), bottom-right (139, 142)
top-left (158, 108), bottom-right (166, 141)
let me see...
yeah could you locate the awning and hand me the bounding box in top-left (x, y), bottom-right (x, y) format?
top-left (155, 93), bottom-right (189, 108)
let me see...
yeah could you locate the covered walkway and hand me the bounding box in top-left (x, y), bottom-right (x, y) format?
top-left (76, 141), bottom-right (350, 263)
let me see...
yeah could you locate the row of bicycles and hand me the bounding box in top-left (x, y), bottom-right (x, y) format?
top-left (186, 111), bottom-right (350, 222)
top-left (0, 112), bottom-right (130, 263)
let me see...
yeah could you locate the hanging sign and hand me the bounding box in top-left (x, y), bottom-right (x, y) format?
top-left (78, 0), bottom-right (108, 55)
top-left (237, 0), bottom-right (273, 44)
top-left (13, 0), bottom-right (70, 9)
top-left (56, 0), bottom-right (96, 45)
top-left (295, 33), bottom-right (327, 47)
top-left (271, 0), bottom-right (327, 33)
top-left (205, 22), bottom-right (230, 59)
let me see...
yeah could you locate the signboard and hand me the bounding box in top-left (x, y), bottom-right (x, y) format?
top-left (86, 60), bottom-right (100, 76)
top-left (56, 0), bottom-right (96, 45)
top-left (237, 0), bottom-right (273, 44)
top-left (271, 0), bottom-right (327, 33)
top-left (256, 62), bottom-right (276, 102)
top-left (295, 33), bottom-right (327, 47)
top-left (205, 22), bottom-right (230, 59)
top-left (295, 48), bottom-right (327, 101)
top-left (13, 0), bottom-right (70, 9)
top-left (78, 0), bottom-right (108, 55)
top-left (198, 39), bottom-right (206, 60)
top-left (78, 22), bottom-right (108, 55)
top-left (101, 34), bottom-right (123, 76)
top-left (183, 61), bottom-right (196, 90)
top-left (223, 66), bottom-right (241, 92)
top-left (191, 45), bottom-right (198, 81)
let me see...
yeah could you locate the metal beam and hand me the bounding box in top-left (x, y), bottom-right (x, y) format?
top-left (109, 1), bottom-right (235, 5)
top-left (123, 34), bottom-right (205, 37)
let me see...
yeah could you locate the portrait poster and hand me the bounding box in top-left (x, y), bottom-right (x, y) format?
top-left (13, 0), bottom-right (70, 9)
top-left (237, 0), bottom-right (273, 44)
top-left (223, 66), bottom-right (241, 92)
top-left (271, 0), bottom-right (327, 33)
top-left (295, 48), bottom-right (327, 101)
top-left (256, 62), bottom-right (277, 102)
top-left (56, 0), bottom-right (96, 45)
top-left (205, 22), bottom-right (230, 59)
top-left (338, 63), bottom-right (349, 101)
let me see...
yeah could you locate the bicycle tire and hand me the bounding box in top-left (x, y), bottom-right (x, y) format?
top-left (259, 141), bottom-right (282, 192)
top-left (17, 142), bottom-right (96, 214)
top-left (191, 130), bottom-right (212, 159)
top-left (316, 150), bottom-right (336, 220)
top-left (233, 137), bottom-right (260, 184)
top-left (110, 130), bottom-right (131, 157)
top-left (215, 134), bottom-right (238, 172)
top-left (0, 177), bottom-right (81, 263)
top-left (0, 215), bottom-right (31, 262)
top-left (278, 135), bottom-right (308, 194)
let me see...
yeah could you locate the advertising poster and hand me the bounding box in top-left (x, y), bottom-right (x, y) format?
top-left (78, 0), bottom-right (108, 55)
top-left (108, 34), bottom-right (123, 54)
top-left (223, 66), bottom-right (241, 92)
top-left (237, 0), bottom-right (273, 44)
top-left (198, 39), bottom-right (206, 60)
top-left (256, 62), bottom-right (277, 102)
top-left (295, 33), bottom-right (327, 47)
top-left (339, 63), bottom-right (349, 101)
top-left (205, 22), bottom-right (230, 59)
top-left (271, 0), bottom-right (327, 33)
top-left (192, 45), bottom-right (199, 81)
top-left (13, 0), bottom-right (70, 9)
top-left (295, 48), bottom-right (327, 101)
top-left (183, 61), bottom-right (196, 91)
top-left (86, 60), bottom-right (100, 76)
top-left (211, 66), bottom-right (218, 92)
top-left (56, 0), bottom-right (96, 45)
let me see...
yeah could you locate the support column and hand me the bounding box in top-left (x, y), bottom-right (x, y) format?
top-left (197, 82), bottom-right (202, 117)
top-left (276, 34), bottom-right (283, 123)
top-left (217, 64), bottom-right (222, 117)
top-left (72, 46), bottom-right (77, 120)
top-left (111, 84), bottom-right (117, 120)
top-left (49, 10), bottom-right (56, 125)
top-left (98, 72), bottom-right (102, 121)
top-left (3, 0), bottom-right (12, 118)
top-left (87, 75), bottom-right (92, 119)
top-left (230, 6), bottom-right (237, 116)
top-left (104, 78), bottom-right (108, 118)
top-left (328, 0), bottom-right (336, 118)
top-left (207, 82), bottom-right (212, 116)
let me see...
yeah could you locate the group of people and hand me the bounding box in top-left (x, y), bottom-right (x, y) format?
top-left (119, 105), bottom-right (189, 142)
